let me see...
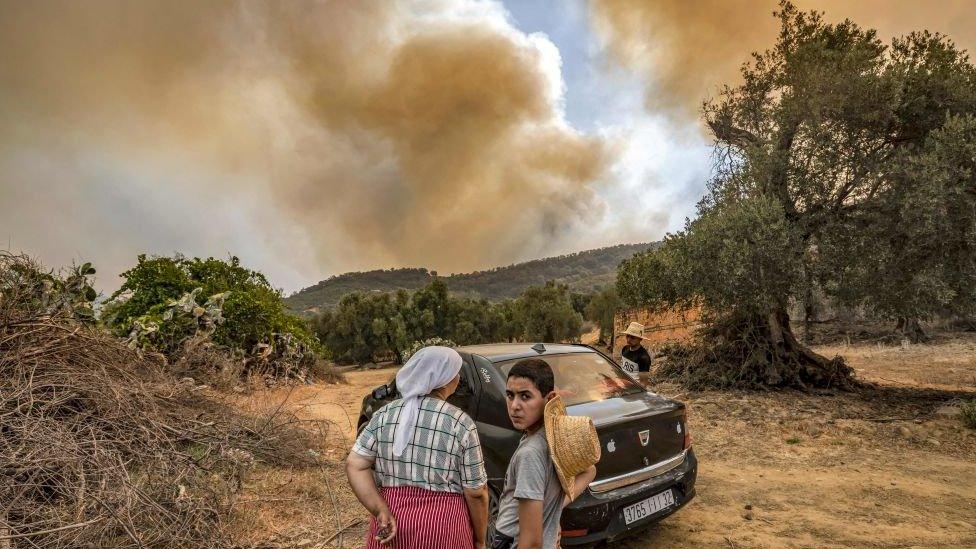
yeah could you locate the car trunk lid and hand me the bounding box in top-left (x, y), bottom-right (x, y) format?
top-left (568, 391), bottom-right (686, 481)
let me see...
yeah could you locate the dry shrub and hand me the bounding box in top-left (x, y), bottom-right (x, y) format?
top-left (307, 358), bottom-right (346, 385)
top-left (170, 342), bottom-right (345, 392)
top-left (171, 341), bottom-right (245, 391)
top-left (961, 401), bottom-right (976, 430)
top-left (0, 253), bottom-right (331, 548)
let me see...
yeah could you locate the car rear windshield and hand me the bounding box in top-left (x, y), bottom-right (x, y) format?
top-left (497, 352), bottom-right (643, 406)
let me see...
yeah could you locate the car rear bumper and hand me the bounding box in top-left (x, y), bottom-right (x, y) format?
top-left (559, 447), bottom-right (698, 546)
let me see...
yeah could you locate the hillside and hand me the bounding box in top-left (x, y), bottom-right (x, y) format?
top-left (285, 242), bottom-right (655, 313)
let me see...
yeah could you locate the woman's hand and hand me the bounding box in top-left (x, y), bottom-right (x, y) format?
top-left (346, 451), bottom-right (397, 545)
top-left (374, 505), bottom-right (397, 545)
top-left (463, 484), bottom-right (489, 547)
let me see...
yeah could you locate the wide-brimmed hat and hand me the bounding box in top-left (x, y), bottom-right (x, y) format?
top-left (619, 321), bottom-right (646, 340)
top-left (544, 395), bottom-right (600, 500)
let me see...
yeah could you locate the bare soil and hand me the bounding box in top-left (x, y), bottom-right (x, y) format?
top-left (229, 335), bottom-right (976, 548)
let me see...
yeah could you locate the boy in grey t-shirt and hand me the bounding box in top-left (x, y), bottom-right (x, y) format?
top-left (493, 359), bottom-right (596, 549)
top-left (494, 429), bottom-right (563, 548)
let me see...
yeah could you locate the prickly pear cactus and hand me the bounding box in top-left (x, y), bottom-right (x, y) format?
top-left (125, 288), bottom-right (229, 352)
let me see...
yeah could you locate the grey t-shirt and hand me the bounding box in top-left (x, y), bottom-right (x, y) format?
top-left (494, 430), bottom-right (564, 548)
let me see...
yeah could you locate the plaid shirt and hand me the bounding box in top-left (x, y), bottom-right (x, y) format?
top-left (352, 397), bottom-right (487, 493)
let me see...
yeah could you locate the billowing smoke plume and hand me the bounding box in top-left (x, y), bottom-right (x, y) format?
top-left (590, 0), bottom-right (976, 117)
top-left (0, 1), bottom-right (611, 290)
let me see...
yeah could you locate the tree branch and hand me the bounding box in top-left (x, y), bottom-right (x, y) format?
top-left (707, 117), bottom-right (760, 149)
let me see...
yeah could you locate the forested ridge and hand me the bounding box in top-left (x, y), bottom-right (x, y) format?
top-left (285, 242), bottom-right (654, 312)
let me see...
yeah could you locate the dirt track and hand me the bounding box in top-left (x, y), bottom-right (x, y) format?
top-left (235, 336), bottom-right (976, 548)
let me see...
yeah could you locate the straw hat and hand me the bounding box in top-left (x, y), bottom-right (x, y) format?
top-left (619, 321), bottom-right (645, 340)
top-left (544, 395), bottom-right (600, 500)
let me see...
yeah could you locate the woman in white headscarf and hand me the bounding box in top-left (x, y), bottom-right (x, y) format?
top-left (346, 347), bottom-right (489, 549)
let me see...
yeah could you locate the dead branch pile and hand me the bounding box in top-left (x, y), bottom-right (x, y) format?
top-left (0, 254), bottom-right (330, 547)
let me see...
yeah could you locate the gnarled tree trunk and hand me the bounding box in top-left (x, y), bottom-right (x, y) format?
top-left (657, 308), bottom-right (857, 390)
top-left (895, 316), bottom-right (928, 343)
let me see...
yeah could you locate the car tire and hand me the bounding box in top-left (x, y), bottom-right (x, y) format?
top-left (487, 485), bottom-right (500, 543)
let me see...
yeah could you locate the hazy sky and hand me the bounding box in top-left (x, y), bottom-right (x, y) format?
top-left (1, 1), bottom-right (973, 295)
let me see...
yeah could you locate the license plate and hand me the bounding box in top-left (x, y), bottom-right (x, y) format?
top-left (622, 489), bottom-right (676, 525)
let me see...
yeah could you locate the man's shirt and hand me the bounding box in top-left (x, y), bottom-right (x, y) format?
top-left (621, 344), bottom-right (653, 377)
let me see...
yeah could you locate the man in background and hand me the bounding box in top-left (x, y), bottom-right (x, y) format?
top-left (619, 322), bottom-right (652, 385)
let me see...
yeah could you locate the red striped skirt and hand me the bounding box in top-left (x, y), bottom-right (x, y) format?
top-left (365, 486), bottom-right (474, 549)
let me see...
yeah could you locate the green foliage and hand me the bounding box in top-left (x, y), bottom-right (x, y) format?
top-left (107, 255), bottom-right (194, 326)
top-left (620, 196), bottom-right (802, 317)
top-left (584, 287), bottom-right (622, 344)
top-left (315, 280), bottom-right (523, 364)
top-left (570, 292), bottom-right (592, 316)
top-left (0, 253), bottom-right (99, 322)
top-left (514, 281), bottom-right (583, 343)
top-left (492, 299), bottom-right (523, 343)
top-left (105, 255), bottom-right (315, 358)
top-left (410, 279), bottom-right (452, 339)
top-left (120, 288), bottom-right (229, 356)
top-left (298, 244), bottom-right (658, 362)
top-left (824, 114), bottom-right (976, 325)
top-left (315, 291), bottom-right (406, 364)
top-left (314, 280), bottom-right (587, 364)
top-left (285, 243), bottom-right (655, 311)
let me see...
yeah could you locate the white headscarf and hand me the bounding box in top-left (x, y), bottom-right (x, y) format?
top-left (393, 346), bottom-right (462, 457)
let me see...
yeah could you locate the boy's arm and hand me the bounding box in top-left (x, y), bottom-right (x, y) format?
top-left (517, 498), bottom-right (544, 549)
top-left (563, 465), bottom-right (598, 507)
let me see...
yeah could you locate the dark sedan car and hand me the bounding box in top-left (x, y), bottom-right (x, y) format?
top-left (356, 343), bottom-right (697, 546)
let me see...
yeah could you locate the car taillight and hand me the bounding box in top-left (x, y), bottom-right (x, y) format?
top-left (681, 408), bottom-right (693, 450)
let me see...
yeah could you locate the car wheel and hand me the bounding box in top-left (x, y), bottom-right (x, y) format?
top-left (486, 486), bottom-right (500, 542)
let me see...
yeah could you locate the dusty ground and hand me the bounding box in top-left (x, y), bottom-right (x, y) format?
top-left (229, 334), bottom-right (976, 548)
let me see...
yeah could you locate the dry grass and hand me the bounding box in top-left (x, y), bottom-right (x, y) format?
top-left (817, 333), bottom-right (976, 389)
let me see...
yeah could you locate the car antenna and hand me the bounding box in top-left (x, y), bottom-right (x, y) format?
top-left (531, 343), bottom-right (546, 353)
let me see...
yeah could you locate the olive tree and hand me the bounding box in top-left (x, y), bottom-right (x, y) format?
top-left (618, 3), bottom-right (976, 388)
top-left (584, 287), bottom-right (622, 345)
top-left (515, 281), bottom-right (583, 343)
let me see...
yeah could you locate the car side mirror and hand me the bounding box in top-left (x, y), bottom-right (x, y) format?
top-left (372, 385), bottom-right (390, 399)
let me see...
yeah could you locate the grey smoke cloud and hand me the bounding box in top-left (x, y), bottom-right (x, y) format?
top-left (0, 1), bottom-right (612, 291)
